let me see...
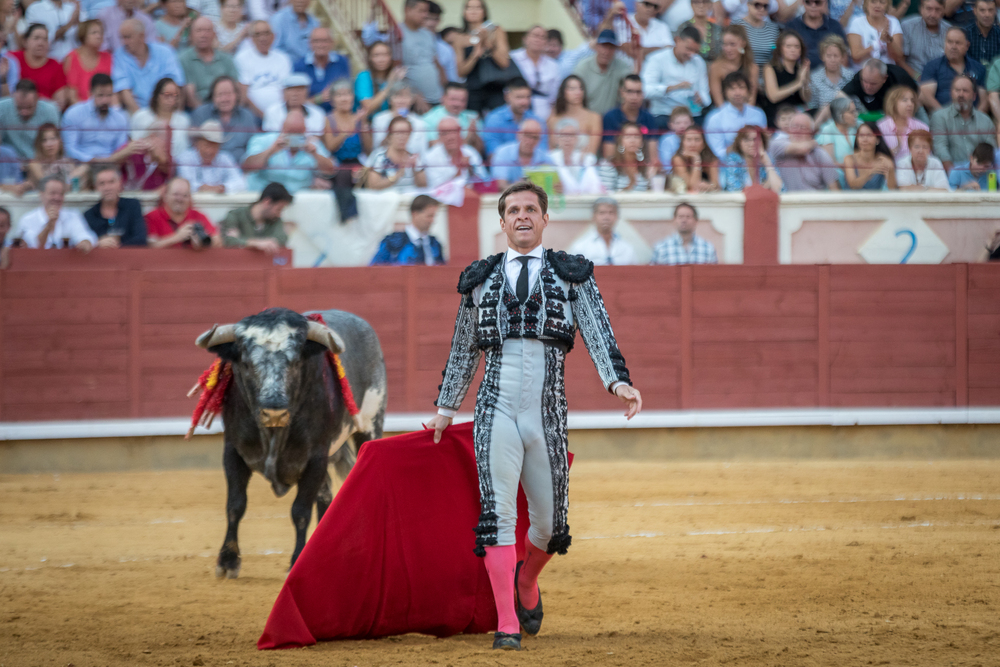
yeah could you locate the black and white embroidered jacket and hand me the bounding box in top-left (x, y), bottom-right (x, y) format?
top-left (435, 249), bottom-right (632, 411)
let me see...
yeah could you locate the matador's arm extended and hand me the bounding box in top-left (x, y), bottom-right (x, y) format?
top-left (435, 293), bottom-right (483, 413)
top-left (571, 276), bottom-right (633, 392)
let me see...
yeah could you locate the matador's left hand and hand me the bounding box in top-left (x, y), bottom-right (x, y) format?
top-left (615, 385), bottom-right (642, 420)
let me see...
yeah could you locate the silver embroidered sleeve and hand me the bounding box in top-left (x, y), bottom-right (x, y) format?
top-left (571, 277), bottom-right (632, 391)
top-left (435, 295), bottom-right (483, 410)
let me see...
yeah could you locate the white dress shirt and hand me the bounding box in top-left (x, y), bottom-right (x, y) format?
top-left (503, 244), bottom-right (545, 297)
top-left (405, 223), bottom-right (437, 266)
top-left (510, 49), bottom-right (560, 121)
top-left (176, 147), bottom-right (248, 193)
top-left (15, 207), bottom-right (98, 249)
top-left (627, 14), bottom-right (675, 48)
top-left (261, 101), bottom-right (327, 135)
top-left (640, 48), bottom-right (710, 117)
top-left (569, 231), bottom-right (638, 266)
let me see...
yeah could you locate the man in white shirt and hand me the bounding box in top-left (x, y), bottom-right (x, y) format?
top-left (176, 120), bottom-right (247, 193)
top-left (420, 117), bottom-right (489, 189)
top-left (15, 177), bottom-right (97, 251)
top-left (262, 73), bottom-right (328, 135)
top-left (703, 70), bottom-right (767, 157)
top-left (640, 25), bottom-right (709, 125)
top-left (569, 197), bottom-right (637, 265)
top-left (235, 20), bottom-right (293, 117)
top-left (510, 25), bottom-right (561, 121)
top-left (627, 0), bottom-right (674, 56)
top-left (24, 0), bottom-right (79, 62)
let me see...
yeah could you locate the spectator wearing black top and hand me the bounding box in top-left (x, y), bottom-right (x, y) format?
top-left (839, 58), bottom-right (919, 113)
top-left (84, 164), bottom-right (148, 248)
top-left (786, 0), bottom-right (848, 67)
top-left (602, 74), bottom-right (657, 160)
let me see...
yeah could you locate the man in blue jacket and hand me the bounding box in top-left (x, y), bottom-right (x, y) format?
top-left (371, 195), bottom-right (446, 265)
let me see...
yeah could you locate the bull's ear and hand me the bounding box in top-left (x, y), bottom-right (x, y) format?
top-left (306, 320), bottom-right (346, 354)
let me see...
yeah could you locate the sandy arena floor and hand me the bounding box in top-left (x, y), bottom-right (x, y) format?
top-left (3, 459), bottom-right (1000, 667)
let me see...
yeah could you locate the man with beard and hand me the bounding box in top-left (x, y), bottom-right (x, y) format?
top-left (61, 73), bottom-right (132, 164)
top-left (426, 181), bottom-right (642, 651)
top-left (929, 74), bottom-right (996, 171)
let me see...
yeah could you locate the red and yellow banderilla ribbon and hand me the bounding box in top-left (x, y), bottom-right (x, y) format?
top-left (185, 358), bottom-right (232, 439)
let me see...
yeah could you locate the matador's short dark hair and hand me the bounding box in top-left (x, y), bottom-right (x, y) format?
top-left (497, 181), bottom-right (548, 218)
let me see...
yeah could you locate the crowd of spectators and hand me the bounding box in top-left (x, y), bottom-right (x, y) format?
top-left (0, 0), bottom-right (998, 266)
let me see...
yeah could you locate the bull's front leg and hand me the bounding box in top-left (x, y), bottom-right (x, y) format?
top-left (217, 445), bottom-right (252, 579)
top-left (289, 456), bottom-right (328, 569)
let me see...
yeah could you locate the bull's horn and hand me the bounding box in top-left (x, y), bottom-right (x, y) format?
top-left (196, 324), bottom-right (236, 349)
top-left (306, 320), bottom-right (345, 354)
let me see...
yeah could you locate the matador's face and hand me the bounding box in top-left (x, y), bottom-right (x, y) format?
top-left (500, 191), bottom-right (548, 252)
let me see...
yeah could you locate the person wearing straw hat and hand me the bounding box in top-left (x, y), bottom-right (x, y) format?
top-left (176, 119), bottom-right (247, 193)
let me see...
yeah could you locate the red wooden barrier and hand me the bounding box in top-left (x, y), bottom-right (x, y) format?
top-left (1, 250), bottom-right (997, 422)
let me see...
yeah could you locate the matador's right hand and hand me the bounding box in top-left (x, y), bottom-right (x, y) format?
top-left (426, 414), bottom-right (453, 443)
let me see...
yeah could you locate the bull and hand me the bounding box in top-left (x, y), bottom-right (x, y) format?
top-left (195, 307), bottom-right (387, 578)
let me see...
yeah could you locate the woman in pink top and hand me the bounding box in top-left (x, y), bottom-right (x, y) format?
top-left (876, 86), bottom-right (927, 160)
top-left (63, 20), bottom-right (112, 104)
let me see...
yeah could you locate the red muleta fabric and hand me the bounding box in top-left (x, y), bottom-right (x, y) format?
top-left (257, 422), bottom-right (573, 649)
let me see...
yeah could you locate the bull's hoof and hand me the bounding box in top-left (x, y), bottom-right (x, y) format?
top-left (217, 545), bottom-right (241, 579)
top-left (215, 563), bottom-right (241, 579)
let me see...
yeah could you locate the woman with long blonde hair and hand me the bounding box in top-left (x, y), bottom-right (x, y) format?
top-left (876, 85), bottom-right (926, 159)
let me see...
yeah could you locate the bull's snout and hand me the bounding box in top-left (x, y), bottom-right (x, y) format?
top-left (260, 408), bottom-right (290, 428)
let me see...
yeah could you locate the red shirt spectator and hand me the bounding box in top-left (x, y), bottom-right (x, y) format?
top-left (145, 177), bottom-right (218, 249)
top-left (12, 25), bottom-right (69, 103)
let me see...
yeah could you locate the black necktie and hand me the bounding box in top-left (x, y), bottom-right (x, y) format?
top-left (515, 256), bottom-right (530, 303)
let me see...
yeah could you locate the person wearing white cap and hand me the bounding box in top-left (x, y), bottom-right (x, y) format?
top-left (176, 119), bottom-right (248, 193)
top-left (261, 72), bottom-right (330, 136)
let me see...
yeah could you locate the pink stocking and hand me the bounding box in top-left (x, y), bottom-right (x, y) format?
top-left (483, 545), bottom-right (519, 634)
top-left (517, 538), bottom-right (553, 609)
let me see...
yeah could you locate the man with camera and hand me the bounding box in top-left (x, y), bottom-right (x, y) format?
top-left (145, 177), bottom-right (220, 249)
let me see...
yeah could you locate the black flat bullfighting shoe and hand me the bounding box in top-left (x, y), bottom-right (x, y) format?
top-left (493, 632), bottom-right (522, 650)
top-left (514, 560), bottom-right (544, 636)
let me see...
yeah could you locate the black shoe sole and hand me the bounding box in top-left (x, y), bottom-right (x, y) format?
top-left (514, 560), bottom-right (544, 636)
top-left (493, 632), bottom-right (522, 650)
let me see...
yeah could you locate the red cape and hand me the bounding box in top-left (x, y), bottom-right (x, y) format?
top-left (257, 422), bottom-right (572, 649)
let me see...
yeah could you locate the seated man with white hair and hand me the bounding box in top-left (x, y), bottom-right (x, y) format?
top-left (14, 176), bottom-right (97, 251)
top-left (489, 119), bottom-right (552, 190)
top-left (419, 116), bottom-right (489, 189)
top-left (261, 73), bottom-right (330, 136)
top-left (176, 120), bottom-right (248, 193)
top-left (569, 196), bottom-right (638, 265)
top-left (768, 113), bottom-right (841, 191)
top-left (242, 108), bottom-right (336, 193)
top-left (112, 18), bottom-right (186, 113)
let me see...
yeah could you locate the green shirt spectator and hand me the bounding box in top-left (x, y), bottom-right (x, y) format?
top-left (180, 17), bottom-right (241, 108)
top-left (219, 182), bottom-right (294, 252)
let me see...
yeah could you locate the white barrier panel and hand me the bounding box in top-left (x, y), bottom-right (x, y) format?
top-left (780, 192), bottom-right (1000, 264)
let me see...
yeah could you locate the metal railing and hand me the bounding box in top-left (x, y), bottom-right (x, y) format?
top-left (310, 0), bottom-right (403, 72)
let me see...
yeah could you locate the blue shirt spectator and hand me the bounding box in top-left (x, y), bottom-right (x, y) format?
top-left (112, 39), bottom-right (186, 110)
top-left (293, 28), bottom-right (352, 112)
top-left (243, 131), bottom-right (334, 193)
top-left (920, 52), bottom-right (986, 106)
top-left (61, 95), bottom-right (130, 163)
top-left (703, 101), bottom-right (767, 158)
top-left (482, 101), bottom-right (545, 157)
top-left (786, 4), bottom-right (848, 67)
top-left (658, 132), bottom-right (680, 171)
top-left (948, 160), bottom-right (995, 189)
top-left (272, 1), bottom-right (321, 64)
top-left (489, 140), bottom-right (553, 185)
top-left (0, 144), bottom-right (23, 185)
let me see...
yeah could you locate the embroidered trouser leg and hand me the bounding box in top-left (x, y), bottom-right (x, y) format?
top-left (472, 338), bottom-right (571, 556)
